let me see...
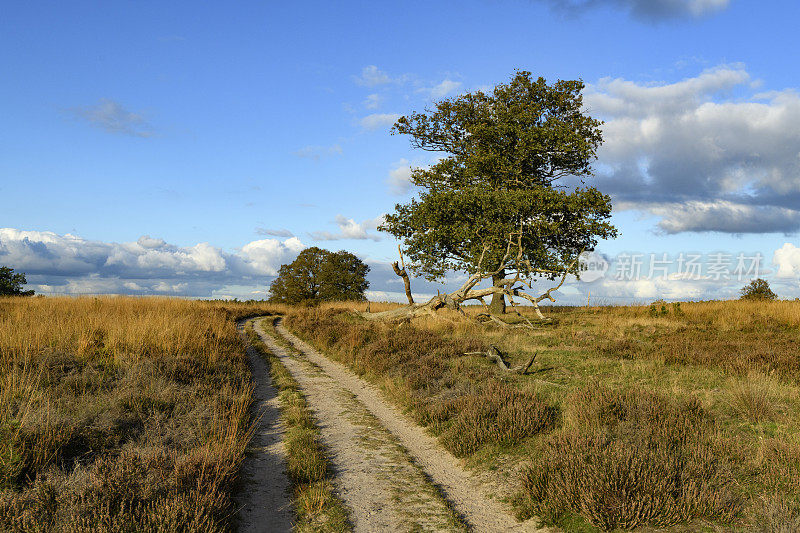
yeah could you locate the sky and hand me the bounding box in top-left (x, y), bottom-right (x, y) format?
top-left (2, 0), bottom-right (800, 303)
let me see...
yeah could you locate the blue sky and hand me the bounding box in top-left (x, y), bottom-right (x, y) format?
top-left (2, 0), bottom-right (800, 302)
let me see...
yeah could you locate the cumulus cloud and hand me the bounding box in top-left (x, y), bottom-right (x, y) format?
top-left (359, 113), bottom-right (401, 131)
top-left (387, 159), bottom-right (414, 195)
top-left (541, 0), bottom-right (729, 20)
top-left (773, 243), bottom-right (800, 278)
top-left (293, 144), bottom-right (342, 161)
top-left (586, 65), bottom-right (800, 234)
top-left (645, 202), bottom-right (800, 234)
top-left (419, 79), bottom-right (462, 99)
top-left (0, 228), bottom-right (305, 296)
top-left (309, 215), bottom-right (385, 241)
top-left (71, 98), bottom-right (153, 137)
top-left (364, 93), bottom-right (382, 109)
top-left (354, 65), bottom-right (393, 87)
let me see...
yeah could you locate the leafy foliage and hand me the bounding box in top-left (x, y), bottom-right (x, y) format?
top-left (740, 278), bottom-right (778, 301)
top-left (0, 266), bottom-right (34, 296)
top-left (268, 247), bottom-right (369, 304)
top-left (380, 71), bottom-right (617, 282)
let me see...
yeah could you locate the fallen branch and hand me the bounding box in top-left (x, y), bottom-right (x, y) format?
top-left (359, 232), bottom-right (584, 326)
top-left (463, 345), bottom-right (538, 374)
top-left (475, 313), bottom-right (533, 329)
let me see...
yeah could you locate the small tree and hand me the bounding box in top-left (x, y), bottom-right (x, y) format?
top-left (0, 266), bottom-right (35, 296)
top-left (740, 278), bottom-right (777, 301)
top-left (268, 247), bottom-right (370, 304)
top-left (378, 71), bottom-right (617, 322)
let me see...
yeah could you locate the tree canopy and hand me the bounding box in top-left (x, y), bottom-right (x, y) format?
top-left (268, 247), bottom-right (370, 304)
top-left (740, 278), bottom-right (777, 301)
top-left (0, 266), bottom-right (35, 296)
top-left (379, 71), bottom-right (617, 314)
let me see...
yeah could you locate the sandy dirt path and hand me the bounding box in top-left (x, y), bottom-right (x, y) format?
top-left (235, 321), bottom-right (293, 533)
top-left (263, 318), bottom-right (548, 533)
top-left (254, 318), bottom-right (465, 532)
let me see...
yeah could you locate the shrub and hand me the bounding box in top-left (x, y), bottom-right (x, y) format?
top-left (286, 308), bottom-right (556, 456)
top-left (439, 381), bottom-right (556, 456)
top-left (0, 297), bottom-right (255, 532)
top-left (730, 374), bottom-right (777, 423)
top-left (740, 279), bottom-right (778, 301)
top-left (516, 385), bottom-right (741, 530)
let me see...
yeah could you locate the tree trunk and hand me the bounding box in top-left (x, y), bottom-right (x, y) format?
top-left (489, 271), bottom-right (506, 314)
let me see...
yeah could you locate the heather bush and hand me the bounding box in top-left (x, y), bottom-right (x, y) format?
top-left (285, 308), bottom-right (556, 456)
top-left (516, 385), bottom-right (742, 530)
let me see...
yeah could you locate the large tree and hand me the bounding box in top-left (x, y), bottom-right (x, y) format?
top-left (0, 266), bottom-right (35, 296)
top-left (268, 247), bottom-right (370, 304)
top-left (378, 71), bottom-right (617, 320)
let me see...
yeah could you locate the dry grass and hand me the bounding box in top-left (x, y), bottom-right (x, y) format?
top-left (284, 309), bottom-right (557, 459)
top-left (0, 296), bottom-right (278, 532)
top-left (285, 300), bottom-right (800, 532)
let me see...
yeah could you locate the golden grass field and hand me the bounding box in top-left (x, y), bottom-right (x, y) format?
top-left (0, 297), bottom-right (281, 532)
top-left (1, 296), bottom-right (799, 532)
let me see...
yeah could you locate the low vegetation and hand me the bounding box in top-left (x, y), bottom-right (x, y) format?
top-left (245, 318), bottom-right (350, 532)
top-left (0, 296), bottom-right (276, 532)
top-left (285, 299), bottom-right (800, 531)
top-left (285, 308), bottom-right (557, 459)
top-left (4, 295), bottom-right (798, 531)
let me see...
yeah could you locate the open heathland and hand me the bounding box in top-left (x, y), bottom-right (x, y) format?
top-left (0, 296), bottom-right (281, 532)
top-left (284, 300), bottom-right (800, 532)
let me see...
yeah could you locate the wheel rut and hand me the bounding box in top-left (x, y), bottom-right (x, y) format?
top-left (254, 318), bottom-right (463, 532)
top-left (235, 321), bottom-right (293, 532)
top-left (254, 317), bottom-right (547, 533)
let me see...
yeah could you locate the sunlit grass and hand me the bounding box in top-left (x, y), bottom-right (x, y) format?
top-left (0, 296), bottom-right (279, 532)
top-left (287, 299), bottom-right (800, 531)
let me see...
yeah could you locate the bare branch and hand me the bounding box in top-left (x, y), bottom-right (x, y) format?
top-left (392, 245), bottom-right (414, 304)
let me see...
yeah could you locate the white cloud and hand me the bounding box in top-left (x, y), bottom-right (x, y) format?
top-left (587, 65), bottom-right (800, 234)
top-left (644, 201), bottom-right (800, 235)
top-left (420, 79), bottom-right (462, 99)
top-left (355, 65), bottom-right (392, 87)
top-left (773, 243), bottom-right (800, 279)
top-left (360, 113), bottom-right (401, 131)
top-left (239, 237), bottom-right (305, 275)
top-left (587, 275), bottom-right (717, 300)
top-left (309, 215), bottom-right (385, 241)
top-left (364, 93), bottom-right (381, 109)
top-left (387, 159), bottom-right (413, 195)
top-left (71, 98), bottom-right (153, 137)
top-left (0, 228), bottom-right (306, 296)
